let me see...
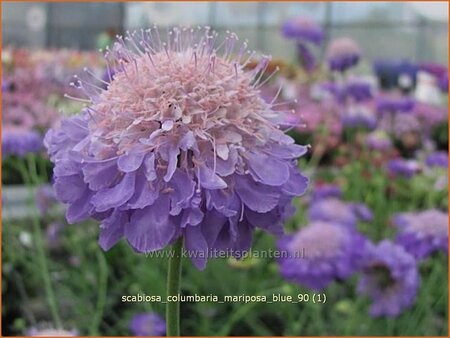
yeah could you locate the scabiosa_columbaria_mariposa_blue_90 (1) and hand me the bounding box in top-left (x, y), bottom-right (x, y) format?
top-left (44, 27), bottom-right (309, 269)
top-left (277, 221), bottom-right (367, 291)
top-left (357, 240), bottom-right (419, 317)
top-left (393, 209), bottom-right (448, 260)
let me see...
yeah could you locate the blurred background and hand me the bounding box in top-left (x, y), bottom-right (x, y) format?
top-left (2, 1), bottom-right (448, 63)
top-left (2, 1), bottom-right (449, 337)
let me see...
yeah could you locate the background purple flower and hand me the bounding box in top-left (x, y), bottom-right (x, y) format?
top-left (129, 312), bottom-right (166, 336)
top-left (376, 96), bottom-right (415, 115)
top-left (357, 240), bottom-right (419, 317)
top-left (2, 128), bottom-right (43, 157)
top-left (425, 151), bottom-right (448, 168)
top-left (281, 17), bottom-right (324, 45)
top-left (387, 159), bottom-right (421, 178)
top-left (326, 38), bottom-right (361, 72)
top-left (394, 209), bottom-right (448, 259)
top-left (312, 184), bottom-right (342, 201)
top-left (278, 221), bottom-right (366, 290)
top-left (341, 106), bottom-right (377, 130)
top-left (308, 198), bottom-right (372, 228)
top-left (366, 131), bottom-right (392, 151)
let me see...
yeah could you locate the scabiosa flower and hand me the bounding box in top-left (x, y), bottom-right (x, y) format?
top-left (311, 183), bottom-right (342, 201)
top-left (326, 38), bottom-right (361, 72)
top-left (308, 198), bottom-right (372, 228)
top-left (387, 158), bottom-right (421, 178)
top-left (366, 130), bottom-right (392, 151)
top-left (44, 27), bottom-right (309, 270)
top-left (278, 221), bottom-right (366, 290)
top-left (393, 209), bottom-right (448, 259)
top-left (341, 105), bottom-right (377, 130)
top-left (344, 81), bottom-right (373, 102)
top-left (357, 240), bottom-right (419, 317)
top-left (425, 151), bottom-right (448, 168)
top-left (2, 128), bottom-right (43, 157)
top-left (129, 312), bottom-right (166, 336)
top-left (376, 96), bottom-right (415, 115)
top-left (281, 17), bottom-right (324, 45)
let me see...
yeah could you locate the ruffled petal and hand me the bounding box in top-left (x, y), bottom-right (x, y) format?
top-left (91, 171), bottom-right (136, 212)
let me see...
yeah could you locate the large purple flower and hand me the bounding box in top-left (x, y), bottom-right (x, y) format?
top-left (393, 209), bottom-right (448, 259)
top-left (278, 221), bottom-right (366, 291)
top-left (129, 312), bottom-right (166, 336)
top-left (45, 27), bottom-right (309, 270)
top-left (308, 198), bottom-right (373, 228)
top-left (357, 240), bottom-right (419, 317)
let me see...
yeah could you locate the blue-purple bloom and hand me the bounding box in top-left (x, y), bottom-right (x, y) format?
top-left (425, 151), bottom-right (448, 168)
top-left (44, 28), bottom-right (309, 270)
top-left (278, 221), bottom-right (366, 290)
top-left (2, 128), bottom-right (43, 157)
top-left (376, 96), bottom-right (415, 115)
top-left (341, 106), bottom-right (377, 130)
top-left (373, 59), bottom-right (418, 90)
top-left (308, 198), bottom-right (373, 228)
top-left (312, 184), bottom-right (342, 201)
top-left (129, 312), bottom-right (166, 336)
top-left (326, 38), bottom-right (361, 72)
top-left (366, 131), bottom-right (392, 151)
top-left (344, 81), bottom-right (373, 102)
top-left (393, 209), bottom-right (448, 259)
top-left (281, 17), bottom-right (324, 45)
top-left (357, 240), bottom-right (419, 317)
top-left (387, 159), bottom-right (421, 178)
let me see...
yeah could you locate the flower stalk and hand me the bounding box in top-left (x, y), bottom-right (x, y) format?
top-left (166, 237), bottom-right (183, 336)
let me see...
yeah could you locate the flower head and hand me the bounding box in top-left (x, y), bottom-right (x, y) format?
top-left (129, 312), bottom-right (166, 336)
top-left (308, 198), bottom-right (372, 228)
top-left (341, 105), bottom-right (377, 130)
top-left (425, 151), bottom-right (448, 168)
top-left (45, 27), bottom-right (309, 269)
top-left (281, 17), bottom-right (324, 45)
top-left (366, 130), bottom-right (392, 151)
top-left (357, 240), bottom-right (419, 317)
top-left (312, 183), bottom-right (342, 201)
top-left (393, 209), bottom-right (448, 259)
top-left (376, 96), bottom-right (415, 115)
top-left (2, 128), bottom-right (43, 157)
top-left (387, 158), bottom-right (421, 178)
top-left (278, 221), bottom-right (366, 290)
top-left (326, 38), bottom-right (361, 72)
top-left (344, 81), bottom-right (373, 102)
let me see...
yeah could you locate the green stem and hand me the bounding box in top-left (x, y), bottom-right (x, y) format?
top-left (15, 157), bottom-right (62, 328)
top-left (166, 237), bottom-right (183, 336)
